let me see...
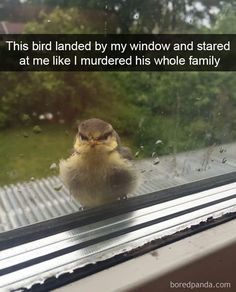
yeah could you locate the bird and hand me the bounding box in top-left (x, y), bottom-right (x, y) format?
top-left (59, 118), bottom-right (137, 208)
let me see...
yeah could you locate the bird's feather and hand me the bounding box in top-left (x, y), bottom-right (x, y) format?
top-left (118, 146), bottom-right (134, 160)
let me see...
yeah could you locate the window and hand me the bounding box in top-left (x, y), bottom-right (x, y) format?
top-left (0, 1), bottom-right (236, 290)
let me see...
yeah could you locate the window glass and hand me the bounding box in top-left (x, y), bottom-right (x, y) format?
top-left (0, 0), bottom-right (236, 232)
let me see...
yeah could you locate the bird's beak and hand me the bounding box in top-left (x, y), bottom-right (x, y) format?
top-left (89, 139), bottom-right (99, 147)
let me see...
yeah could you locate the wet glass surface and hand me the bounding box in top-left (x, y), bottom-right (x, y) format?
top-left (0, 0), bottom-right (236, 231)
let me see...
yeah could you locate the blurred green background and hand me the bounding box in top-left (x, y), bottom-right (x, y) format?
top-left (0, 0), bottom-right (236, 185)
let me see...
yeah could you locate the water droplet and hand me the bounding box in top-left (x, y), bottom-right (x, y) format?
top-left (33, 125), bottom-right (42, 134)
top-left (120, 195), bottom-right (128, 200)
top-left (49, 163), bottom-right (57, 170)
top-left (133, 12), bottom-right (139, 20)
top-left (153, 157), bottom-right (160, 165)
top-left (116, 27), bottom-right (122, 34)
top-left (222, 157), bottom-right (227, 164)
top-left (219, 147), bottom-right (226, 153)
top-left (54, 185), bottom-right (63, 191)
top-left (155, 140), bottom-right (163, 145)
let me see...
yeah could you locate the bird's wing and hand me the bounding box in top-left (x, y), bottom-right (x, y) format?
top-left (108, 167), bottom-right (135, 197)
top-left (113, 129), bottom-right (133, 160)
top-left (118, 146), bottom-right (134, 160)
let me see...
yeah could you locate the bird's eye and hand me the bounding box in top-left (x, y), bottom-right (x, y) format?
top-left (98, 132), bottom-right (112, 141)
top-left (79, 133), bottom-right (88, 141)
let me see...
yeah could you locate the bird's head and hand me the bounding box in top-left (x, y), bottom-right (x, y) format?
top-left (74, 118), bottom-right (119, 154)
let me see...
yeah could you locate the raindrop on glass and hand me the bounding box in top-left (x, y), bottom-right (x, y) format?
top-left (219, 147), bottom-right (226, 153)
top-left (54, 185), bottom-right (63, 191)
top-left (116, 27), bottom-right (122, 34)
top-left (133, 12), bottom-right (139, 20)
top-left (155, 140), bottom-right (163, 145)
top-left (153, 157), bottom-right (160, 165)
top-left (222, 157), bottom-right (227, 164)
top-left (152, 151), bottom-right (157, 158)
top-left (49, 163), bottom-right (57, 170)
top-left (119, 195), bottom-right (128, 200)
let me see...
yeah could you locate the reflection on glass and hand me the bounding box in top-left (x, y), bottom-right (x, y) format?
top-left (0, 0), bottom-right (236, 232)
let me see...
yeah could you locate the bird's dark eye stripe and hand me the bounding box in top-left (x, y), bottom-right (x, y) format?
top-left (79, 133), bottom-right (89, 140)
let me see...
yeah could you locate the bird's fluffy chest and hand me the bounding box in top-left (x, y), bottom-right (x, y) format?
top-left (59, 150), bottom-right (136, 207)
top-left (76, 151), bottom-right (117, 186)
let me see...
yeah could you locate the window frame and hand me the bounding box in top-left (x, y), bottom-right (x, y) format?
top-left (0, 171), bottom-right (236, 291)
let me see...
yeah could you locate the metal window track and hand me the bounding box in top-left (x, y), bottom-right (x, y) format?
top-left (0, 173), bottom-right (236, 291)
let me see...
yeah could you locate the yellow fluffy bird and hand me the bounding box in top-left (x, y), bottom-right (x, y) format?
top-left (59, 118), bottom-right (137, 208)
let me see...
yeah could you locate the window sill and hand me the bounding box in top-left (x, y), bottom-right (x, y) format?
top-left (54, 218), bottom-right (236, 292)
